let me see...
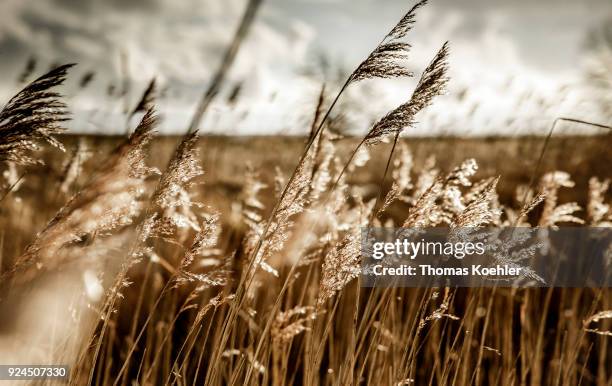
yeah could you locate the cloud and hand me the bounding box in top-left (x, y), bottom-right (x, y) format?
top-left (0, 0), bottom-right (610, 135)
top-left (0, 0), bottom-right (322, 134)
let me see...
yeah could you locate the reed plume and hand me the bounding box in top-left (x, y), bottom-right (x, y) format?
top-left (0, 64), bottom-right (74, 166)
top-left (151, 130), bottom-right (204, 232)
top-left (588, 177), bottom-right (611, 225)
top-left (365, 42), bottom-right (449, 145)
top-left (262, 0), bottom-right (431, 269)
top-left (538, 171), bottom-right (584, 226)
top-left (349, 42), bottom-right (413, 83)
top-left (349, 0), bottom-right (428, 83)
top-left (328, 41), bottom-right (449, 217)
top-left (6, 110), bottom-right (158, 283)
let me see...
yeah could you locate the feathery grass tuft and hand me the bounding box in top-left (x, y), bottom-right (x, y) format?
top-left (365, 42), bottom-right (450, 145)
top-left (0, 64), bottom-right (75, 166)
top-left (386, 0), bottom-right (429, 41)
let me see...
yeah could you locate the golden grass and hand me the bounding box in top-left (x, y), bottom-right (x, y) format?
top-left (0, 2), bottom-right (610, 382)
top-left (0, 131), bottom-right (610, 385)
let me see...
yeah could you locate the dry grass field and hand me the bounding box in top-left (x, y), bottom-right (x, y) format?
top-left (7, 133), bottom-right (612, 231)
top-left (0, 1), bottom-right (611, 384)
top-left (0, 131), bottom-right (610, 385)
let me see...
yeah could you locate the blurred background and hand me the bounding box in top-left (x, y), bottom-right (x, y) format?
top-left (0, 0), bottom-right (611, 136)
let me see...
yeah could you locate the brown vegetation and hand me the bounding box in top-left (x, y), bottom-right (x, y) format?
top-left (0, 1), bottom-right (610, 384)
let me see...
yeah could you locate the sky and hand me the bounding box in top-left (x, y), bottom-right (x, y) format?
top-left (0, 0), bottom-right (610, 136)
